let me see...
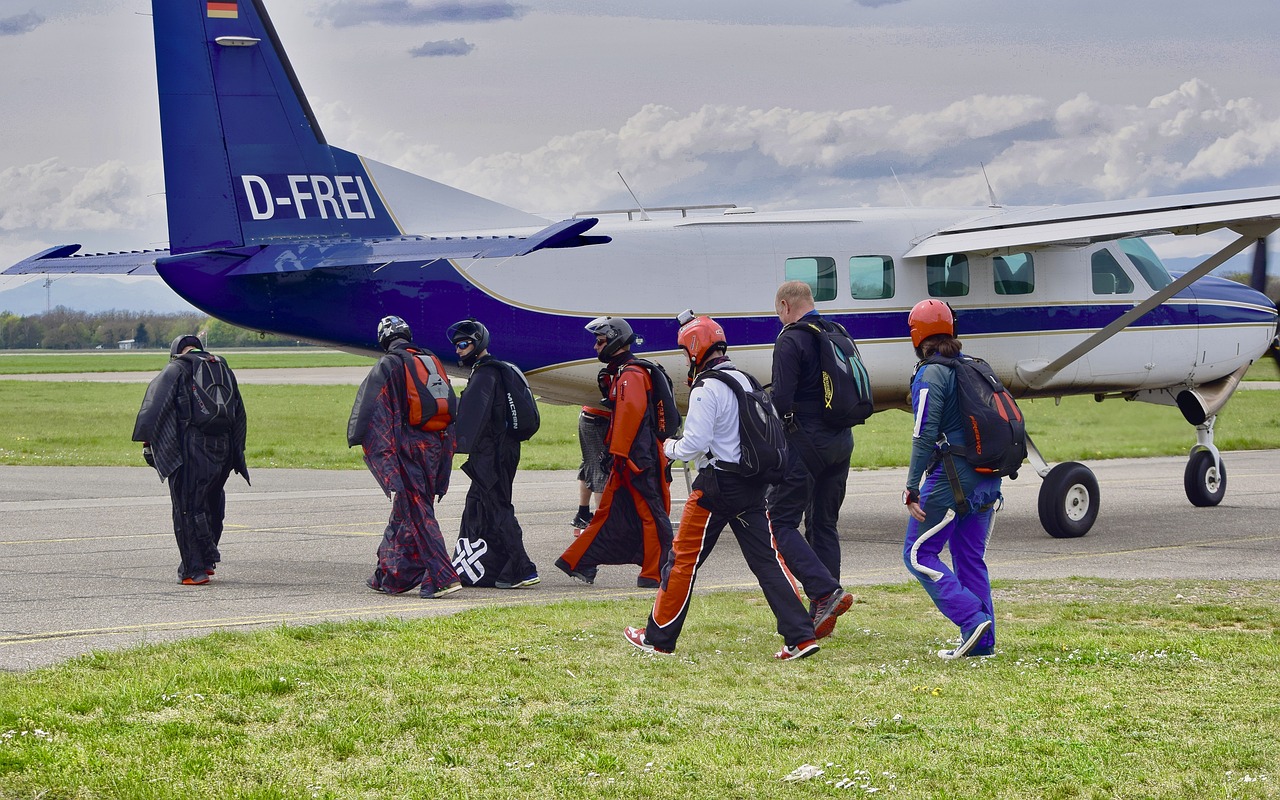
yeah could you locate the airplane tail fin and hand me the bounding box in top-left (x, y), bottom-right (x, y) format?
top-left (153, 0), bottom-right (545, 255)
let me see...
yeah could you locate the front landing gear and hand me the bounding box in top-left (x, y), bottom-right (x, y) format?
top-left (1184, 417), bottom-right (1227, 507)
top-left (1026, 435), bottom-right (1099, 538)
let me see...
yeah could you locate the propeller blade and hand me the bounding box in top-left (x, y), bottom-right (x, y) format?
top-left (1250, 237), bottom-right (1268, 293)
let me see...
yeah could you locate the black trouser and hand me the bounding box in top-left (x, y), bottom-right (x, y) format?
top-left (167, 428), bottom-right (233, 581)
top-left (647, 469), bottom-right (815, 651)
top-left (767, 419), bottom-right (852, 585)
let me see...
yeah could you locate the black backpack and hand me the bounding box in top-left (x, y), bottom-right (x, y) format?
top-left (178, 351), bottom-right (240, 434)
top-left (628, 358), bottom-right (682, 441)
top-left (785, 319), bottom-right (874, 427)
top-left (488, 360), bottom-right (540, 442)
top-left (923, 354), bottom-right (1027, 478)
top-left (695, 368), bottom-right (788, 484)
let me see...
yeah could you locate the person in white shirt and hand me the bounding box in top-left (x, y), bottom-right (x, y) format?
top-left (623, 314), bottom-right (822, 661)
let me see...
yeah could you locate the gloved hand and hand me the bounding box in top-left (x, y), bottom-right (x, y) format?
top-left (142, 444), bottom-right (155, 468)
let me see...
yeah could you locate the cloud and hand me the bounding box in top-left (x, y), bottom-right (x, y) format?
top-left (409, 38), bottom-right (475, 57)
top-left (10, 79), bottom-right (1280, 269)
top-left (319, 1), bottom-right (526, 28)
top-left (0, 12), bottom-right (44, 36)
top-left (850, 0), bottom-right (908, 7)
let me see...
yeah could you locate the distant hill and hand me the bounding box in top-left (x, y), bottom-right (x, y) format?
top-left (0, 277), bottom-right (200, 316)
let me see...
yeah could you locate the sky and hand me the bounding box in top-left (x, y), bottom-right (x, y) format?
top-left (3, 0), bottom-right (1280, 307)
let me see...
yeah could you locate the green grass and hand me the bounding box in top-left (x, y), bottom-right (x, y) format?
top-left (0, 350), bottom-right (373, 374)
top-left (1, 580), bottom-right (1278, 799)
top-left (2, 380), bottom-right (1278, 469)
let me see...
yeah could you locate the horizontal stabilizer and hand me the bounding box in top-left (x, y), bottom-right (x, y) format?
top-left (3, 245), bottom-right (162, 276)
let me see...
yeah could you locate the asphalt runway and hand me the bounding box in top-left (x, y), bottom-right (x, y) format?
top-left (2, 451), bottom-right (1278, 671)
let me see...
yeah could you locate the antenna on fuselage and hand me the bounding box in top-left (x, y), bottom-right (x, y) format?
top-left (981, 163), bottom-right (1001, 208)
top-left (617, 172), bottom-right (651, 221)
top-left (890, 167), bottom-right (914, 207)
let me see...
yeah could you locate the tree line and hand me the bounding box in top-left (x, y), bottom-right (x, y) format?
top-left (0, 308), bottom-right (306, 350)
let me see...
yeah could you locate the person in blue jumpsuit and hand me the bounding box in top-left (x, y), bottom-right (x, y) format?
top-left (902, 300), bottom-right (1000, 659)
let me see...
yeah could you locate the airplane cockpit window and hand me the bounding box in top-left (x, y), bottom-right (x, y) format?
top-left (1090, 249), bottom-right (1135, 294)
top-left (1119, 237), bottom-right (1173, 290)
top-left (926, 253), bottom-right (969, 297)
top-left (785, 256), bottom-right (837, 301)
top-left (993, 252), bottom-right (1035, 295)
top-left (849, 255), bottom-right (894, 299)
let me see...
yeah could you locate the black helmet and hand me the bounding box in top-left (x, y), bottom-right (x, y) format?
top-left (376, 315), bottom-right (412, 351)
top-left (585, 316), bottom-right (637, 363)
top-left (446, 318), bottom-right (491, 352)
top-left (169, 334), bottom-right (203, 360)
top-left (447, 318), bottom-right (490, 367)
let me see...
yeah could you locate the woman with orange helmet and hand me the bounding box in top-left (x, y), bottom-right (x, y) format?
top-left (902, 300), bottom-right (1000, 659)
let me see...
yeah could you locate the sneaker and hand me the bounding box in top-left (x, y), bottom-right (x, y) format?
top-left (555, 557), bottom-right (596, 585)
top-left (965, 644), bottom-right (997, 658)
top-left (571, 510), bottom-right (594, 530)
top-left (938, 617), bottom-right (993, 660)
top-left (811, 587), bottom-right (853, 640)
top-left (428, 582), bottom-right (463, 599)
top-left (205, 568), bottom-right (216, 576)
top-left (774, 639), bottom-right (820, 661)
top-left (180, 575), bottom-right (210, 586)
top-left (623, 626), bottom-right (673, 655)
top-left (636, 577), bottom-right (661, 589)
top-left (495, 574), bottom-right (541, 589)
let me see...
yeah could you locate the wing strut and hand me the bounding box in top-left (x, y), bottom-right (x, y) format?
top-left (1017, 224), bottom-right (1279, 389)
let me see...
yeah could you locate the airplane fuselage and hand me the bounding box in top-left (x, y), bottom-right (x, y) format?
top-left (154, 205), bottom-right (1278, 408)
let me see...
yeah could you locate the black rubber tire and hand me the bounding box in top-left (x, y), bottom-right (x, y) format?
top-left (1037, 461), bottom-right (1099, 538)
top-left (1184, 449), bottom-right (1227, 507)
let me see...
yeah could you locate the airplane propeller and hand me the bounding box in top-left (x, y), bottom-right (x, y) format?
top-left (1251, 238), bottom-right (1280, 369)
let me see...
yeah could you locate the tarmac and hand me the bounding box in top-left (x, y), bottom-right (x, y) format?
top-left (3, 451), bottom-right (1278, 671)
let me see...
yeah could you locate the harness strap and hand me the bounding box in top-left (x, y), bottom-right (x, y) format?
top-left (940, 450), bottom-right (970, 516)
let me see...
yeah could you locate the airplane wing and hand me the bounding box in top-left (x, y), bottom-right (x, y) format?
top-left (2, 218), bottom-right (610, 277)
top-left (906, 185), bottom-right (1280, 257)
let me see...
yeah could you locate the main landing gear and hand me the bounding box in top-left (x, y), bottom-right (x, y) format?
top-left (1027, 437), bottom-right (1099, 539)
top-left (1028, 413), bottom-right (1229, 538)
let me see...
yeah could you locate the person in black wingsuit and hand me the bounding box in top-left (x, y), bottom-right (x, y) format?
top-left (133, 335), bottom-right (248, 585)
top-left (447, 318), bottom-right (539, 589)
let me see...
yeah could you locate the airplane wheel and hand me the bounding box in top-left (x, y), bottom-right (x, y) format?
top-left (1038, 462), bottom-right (1098, 539)
top-left (1184, 450), bottom-right (1227, 507)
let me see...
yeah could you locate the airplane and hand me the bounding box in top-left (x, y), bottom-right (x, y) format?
top-left (6, 0), bottom-right (1278, 540)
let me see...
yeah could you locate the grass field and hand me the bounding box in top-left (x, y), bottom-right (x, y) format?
top-left (1, 379), bottom-right (1277, 470)
top-left (0, 350), bottom-right (373, 374)
top-left (1, 580), bottom-right (1277, 799)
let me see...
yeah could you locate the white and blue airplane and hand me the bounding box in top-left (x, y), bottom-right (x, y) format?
top-left (6, 0), bottom-right (1278, 539)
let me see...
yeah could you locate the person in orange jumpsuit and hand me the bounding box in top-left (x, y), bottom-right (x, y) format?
top-left (556, 317), bottom-right (673, 588)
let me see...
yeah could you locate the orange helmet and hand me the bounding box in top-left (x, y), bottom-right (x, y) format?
top-left (908, 299), bottom-right (955, 347)
top-left (677, 315), bottom-right (727, 383)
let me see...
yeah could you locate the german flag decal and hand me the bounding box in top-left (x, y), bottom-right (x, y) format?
top-left (207, 2), bottom-right (238, 18)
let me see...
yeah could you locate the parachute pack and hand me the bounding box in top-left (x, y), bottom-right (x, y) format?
top-left (178, 351), bottom-right (240, 434)
top-left (402, 347), bottom-right (457, 432)
top-left (694, 368), bottom-right (788, 484)
top-left (787, 319), bottom-right (874, 427)
top-left (627, 358), bottom-right (682, 441)
top-left (924, 353), bottom-right (1026, 478)
top-left (486, 360), bottom-right (541, 442)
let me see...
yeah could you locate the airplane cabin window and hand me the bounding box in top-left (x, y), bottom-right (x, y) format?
top-left (993, 253), bottom-right (1035, 295)
top-left (849, 255), bottom-right (895, 299)
top-left (785, 256), bottom-right (837, 301)
top-left (1119, 237), bottom-right (1173, 290)
top-left (1091, 249), bottom-right (1134, 294)
top-left (926, 253), bottom-right (969, 297)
